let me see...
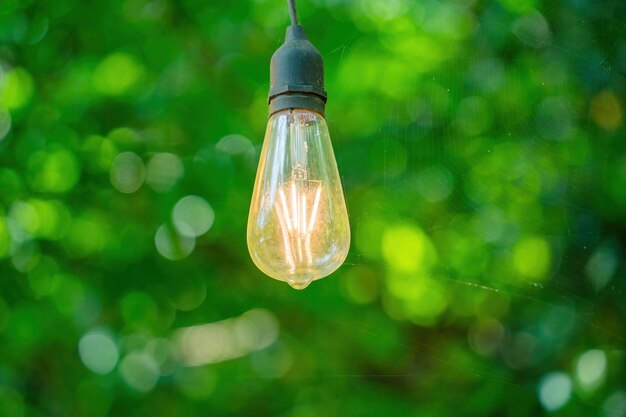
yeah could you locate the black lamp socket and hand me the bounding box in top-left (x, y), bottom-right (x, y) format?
top-left (268, 25), bottom-right (327, 116)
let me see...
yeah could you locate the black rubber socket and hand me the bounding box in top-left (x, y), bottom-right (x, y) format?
top-left (268, 25), bottom-right (327, 116)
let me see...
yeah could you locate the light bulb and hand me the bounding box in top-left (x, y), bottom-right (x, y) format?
top-left (248, 11), bottom-right (349, 289)
top-left (247, 109), bottom-right (350, 289)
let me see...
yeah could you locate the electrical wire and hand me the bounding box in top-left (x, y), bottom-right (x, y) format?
top-left (288, 0), bottom-right (299, 26)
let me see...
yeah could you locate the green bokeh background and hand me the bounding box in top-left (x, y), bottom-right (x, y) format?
top-left (1, 0), bottom-right (625, 415)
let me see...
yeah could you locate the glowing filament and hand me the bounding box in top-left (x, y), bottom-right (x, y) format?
top-left (274, 181), bottom-right (323, 268)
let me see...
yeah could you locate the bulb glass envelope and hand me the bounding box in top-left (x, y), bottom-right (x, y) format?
top-left (247, 110), bottom-right (350, 289)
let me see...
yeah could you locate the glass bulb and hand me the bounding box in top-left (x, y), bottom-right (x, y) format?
top-left (247, 109), bottom-right (350, 290)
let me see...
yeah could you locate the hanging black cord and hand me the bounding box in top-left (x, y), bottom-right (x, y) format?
top-left (288, 0), bottom-right (299, 26)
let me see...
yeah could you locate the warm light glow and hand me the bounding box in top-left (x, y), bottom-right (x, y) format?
top-left (275, 181), bottom-right (322, 274)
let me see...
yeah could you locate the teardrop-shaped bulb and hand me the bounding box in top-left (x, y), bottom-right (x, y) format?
top-left (247, 109), bottom-right (350, 289)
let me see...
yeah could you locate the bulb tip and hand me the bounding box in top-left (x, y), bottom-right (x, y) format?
top-left (287, 279), bottom-right (312, 290)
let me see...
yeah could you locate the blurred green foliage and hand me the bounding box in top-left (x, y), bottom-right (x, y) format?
top-left (0, 0), bottom-right (625, 415)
